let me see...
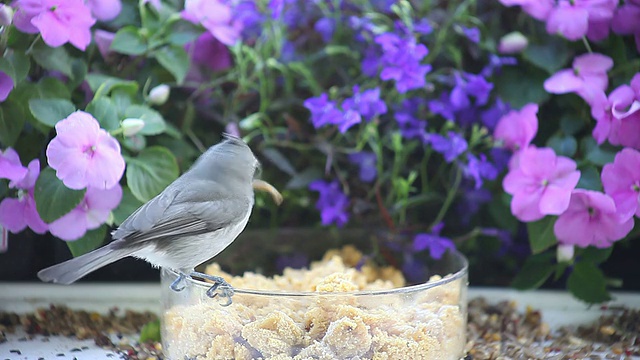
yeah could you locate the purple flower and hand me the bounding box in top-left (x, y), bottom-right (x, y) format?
top-left (450, 72), bottom-right (493, 110)
top-left (463, 154), bottom-right (498, 189)
top-left (413, 19), bottom-right (433, 35)
top-left (0, 158), bottom-right (48, 234)
top-left (546, 0), bottom-right (616, 41)
top-left (46, 111), bottom-right (125, 190)
top-left (554, 189), bottom-right (634, 248)
top-left (85, 0), bottom-right (121, 21)
top-left (309, 180), bottom-right (350, 227)
top-left (601, 148), bottom-right (640, 219)
top-left (498, 0), bottom-right (554, 20)
top-left (612, 2), bottom-right (640, 53)
top-left (304, 93), bottom-right (342, 128)
top-left (13, 0), bottom-right (96, 51)
top-left (413, 223), bottom-right (455, 259)
top-left (49, 185), bottom-right (122, 241)
top-left (481, 97), bottom-right (511, 131)
top-left (544, 53), bottom-right (613, 104)
top-left (314, 17), bottom-right (335, 43)
top-left (481, 54), bottom-right (518, 78)
top-left (395, 98), bottom-right (428, 142)
top-left (348, 151), bottom-right (377, 182)
top-left (181, 0), bottom-right (241, 46)
top-left (374, 33), bottom-right (431, 93)
top-left (461, 26), bottom-right (480, 43)
top-left (0, 71), bottom-right (14, 103)
top-left (94, 29), bottom-right (115, 59)
top-left (0, 148), bottom-right (27, 182)
top-left (342, 86), bottom-right (387, 121)
top-left (186, 32), bottom-right (232, 72)
top-left (503, 146), bottom-right (581, 222)
top-left (232, 0), bottom-right (265, 40)
top-left (428, 131), bottom-right (468, 163)
top-left (428, 93), bottom-right (455, 120)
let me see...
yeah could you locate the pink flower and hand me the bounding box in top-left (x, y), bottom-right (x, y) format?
top-left (85, 0), bottom-right (121, 21)
top-left (94, 29), bottom-right (115, 59)
top-left (49, 185), bottom-right (122, 241)
top-left (0, 148), bottom-right (28, 182)
top-left (612, 1), bottom-right (640, 53)
top-left (186, 32), bottom-right (232, 72)
top-left (590, 84), bottom-right (640, 145)
top-left (0, 158), bottom-right (48, 234)
top-left (554, 189), bottom-right (634, 248)
top-left (181, 0), bottom-right (241, 46)
top-left (503, 146), bottom-right (581, 222)
top-left (46, 111), bottom-right (125, 190)
top-left (0, 71), bottom-right (13, 102)
top-left (601, 148), bottom-right (640, 219)
top-left (13, 0), bottom-right (96, 51)
top-left (544, 53), bottom-right (613, 104)
top-left (497, 0), bottom-right (554, 20)
top-left (546, 0), bottom-right (617, 41)
top-left (493, 103), bottom-right (539, 151)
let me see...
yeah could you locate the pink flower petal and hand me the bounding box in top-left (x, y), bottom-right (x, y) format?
top-left (0, 148), bottom-right (28, 183)
top-left (518, 147), bottom-right (557, 178)
top-left (539, 184), bottom-right (573, 215)
top-left (24, 194), bottom-right (48, 234)
top-left (10, 159), bottom-right (40, 189)
top-left (49, 208), bottom-right (87, 241)
top-left (511, 190), bottom-right (545, 222)
top-left (573, 53), bottom-right (614, 74)
top-left (543, 69), bottom-right (583, 94)
top-left (546, 6), bottom-right (589, 41)
top-left (32, 11), bottom-right (70, 48)
top-left (53, 111), bottom-right (100, 147)
top-left (85, 208), bottom-right (110, 230)
top-left (94, 29), bottom-right (115, 59)
top-left (0, 71), bottom-right (14, 102)
top-left (47, 144), bottom-right (89, 190)
top-left (12, 0), bottom-right (42, 33)
top-left (616, 113), bottom-right (640, 149)
top-left (85, 184), bottom-right (122, 211)
top-left (0, 198), bottom-right (27, 233)
top-left (86, 0), bottom-right (122, 21)
top-left (85, 134), bottom-right (125, 189)
top-left (522, 0), bottom-right (554, 20)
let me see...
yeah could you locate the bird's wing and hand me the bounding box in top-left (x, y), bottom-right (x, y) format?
top-left (113, 179), bottom-right (252, 245)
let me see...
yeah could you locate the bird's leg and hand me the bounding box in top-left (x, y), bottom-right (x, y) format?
top-left (170, 272), bottom-right (187, 292)
top-left (188, 271), bottom-right (235, 306)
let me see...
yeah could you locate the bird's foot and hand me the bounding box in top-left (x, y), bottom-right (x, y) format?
top-left (189, 271), bottom-right (235, 306)
top-left (170, 273), bottom-right (187, 292)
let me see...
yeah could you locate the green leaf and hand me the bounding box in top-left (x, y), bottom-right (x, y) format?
top-left (576, 166), bottom-right (602, 191)
top-left (86, 74), bottom-right (139, 97)
top-left (560, 115), bottom-right (586, 135)
top-left (126, 146), bottom-right (179, 202)
top-left (66, 226), bottom-right (107, 257)
top-left (522, 40), bottom-right (573, 74)
top-left (0, 52), bottom-right (30, 84)
top-left (86, 97), bottom-right (120, 131)
top-left (511, 253), bottom-right (554, 290)
top-left (286, 168), bottom-right (323, 189)
top-left (124, 104), bottom-right (166, 135)
top-left (580, 246), bottom-right (613, 264)
top-left (31, 45), bottom-right (74, 77)
top-left (567, 262), bottom-right (612, 304)
top-left (28, 98), bottom-right (76, 127)
top-left (495, 67), bottom-right (550, 109)
top-left (139, 319), bottom-right (161, 343)
top-left (34, 167), bottom-right (86, 223)
top-left (112, 187), bottom-right (143, 226)
top-left (111, 26), bottom-right (148, 55)
top-left (69, 59), bottom-right (88, 89)
top-left (526, 216), bottom-right (558, 254)
top-left (547, 135), bottom-right (577, 157)
top-left (0, 100), bottom-right (26, 147)
top-left (36, 77), bottom-right (71, 99)
top-left (155, 45), bottom-right (190, 84)
top-left (261, 148), bottom-right (296, 175)
top-left (167, 27), bottom-right (201, 46)
top-left (586, 146), bottom-right (617, 166)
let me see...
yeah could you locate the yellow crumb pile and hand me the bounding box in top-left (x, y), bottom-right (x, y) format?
top-left (163, 246), bottom-right (466, 360)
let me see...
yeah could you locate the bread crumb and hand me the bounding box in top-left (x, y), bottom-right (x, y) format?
top-left (163, 246), bottom-right (465, 360)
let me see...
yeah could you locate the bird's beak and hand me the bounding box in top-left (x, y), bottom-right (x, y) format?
top-left (252, 179), bottom-right (283, 205)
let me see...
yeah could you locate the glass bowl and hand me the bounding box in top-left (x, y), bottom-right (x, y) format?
top-left (160, 229), bottom-right (468, 360)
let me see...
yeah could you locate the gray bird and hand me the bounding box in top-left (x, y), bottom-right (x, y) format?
top-left (38, 134), bottom-right (282, 305)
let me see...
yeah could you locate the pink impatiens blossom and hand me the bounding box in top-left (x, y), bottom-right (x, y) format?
top-left (554, 189), bottom-right (634, 248)
top-left (0, 148), bottom-right (28, 182)
top-left (590, 84), bottom-right (640, 146)
top-left (544, 53), bottom-right (613, 104)
top-left (181, 0), bottom-right (241, 46)
top-left (49, 185), bottom-right (122, 241)
top-left (497, 0), bottom-right (554, 20)
top-left (94, 29), bottom-right (115, 59)
top-left (13, 0), bottom-right (96, 51)
top-left (0, 158), bottom-right (48, 234)
top-left (0, 71), bottom-right (13, 102)
top-left (503, 146), bottom-right (581, 222)
top-left (493, 103), bottom-right (539, 152)
top-left (85, 0), bottom-right (121, 21)
top-left (46, 111), bottom-right (125, 190)
top-left (612, 0), bottom-right (640, 53)
top-left (545, 0), bottom-right (617, 41)
top-left (601, 148), bottom-right (640, 219)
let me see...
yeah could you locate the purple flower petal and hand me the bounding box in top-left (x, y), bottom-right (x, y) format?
top-left (0, 148), bottom-right (27, 183)
top-left (0, 71), bottom-right (14, 102)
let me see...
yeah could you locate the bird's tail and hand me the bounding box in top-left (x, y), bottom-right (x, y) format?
top-left (38, 243), bottom-right (134, 285)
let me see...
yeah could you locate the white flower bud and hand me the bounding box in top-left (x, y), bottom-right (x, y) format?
top-left (0, 5), bottom-right (14, 26)
top-left (557, 244), bottom-right (574, 263)
top-left (121, 118), bottom-right (145, 136)
top-left (148, 84), bottom-right (170, 105)
top-left (498, 31), bottom-right (528, 54)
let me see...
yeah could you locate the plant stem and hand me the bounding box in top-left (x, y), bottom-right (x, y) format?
top-left (429, 168), bottom-right (462, 229)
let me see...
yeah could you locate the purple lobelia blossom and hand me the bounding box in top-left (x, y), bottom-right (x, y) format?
top-left (304, 94), bottom-right (362, 133)
top-left (373, 32), bottom-right (431, 93)
top-left (480, 97), bottom-right (511, 131)
top-left (13, 0), bottom-right (96, 50)
top-left (0, 157), bottom-right (48, 234)
top-left (395, 98), bottom-right (428, 142)
top-left (49, 185), bottom-right (122, 241)
top-left (314, 17), bottom-right (335, 43)
top-left (450, 72), bottom-right (494, 110)
top-left (309, 179), bottom-right (350, 227)
top-left (428, 131), bottom-right (468, 163)
top-left (413, 223), bottom-right (455, 259)
top-left (463, 153), bottom-right (498, 189)
top-left (342, 86), bottom-right (388, 121)
top-left (348, 151), bottom-right (377, 182)
top-left (46, 111), bottom-right (125, 190)
top-left (428, 92), bottom-right (455, 120)
top-left (461, 26), bottom-right (480, 43)
top-left (186, 32), bottom-right (232, 72)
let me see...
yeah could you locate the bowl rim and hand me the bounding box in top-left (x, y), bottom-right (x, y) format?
top-left (161, 249), bottom-right (468, 297)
